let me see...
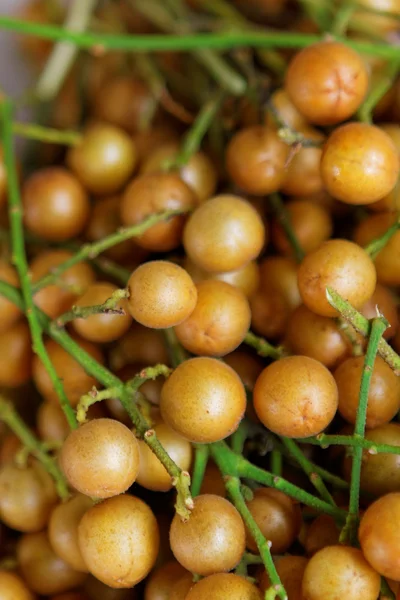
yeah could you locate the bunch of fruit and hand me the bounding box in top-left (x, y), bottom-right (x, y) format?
top-left (1, 1), bottom-right (400, 599)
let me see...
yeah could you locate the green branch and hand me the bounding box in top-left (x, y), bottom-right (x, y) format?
top-left (12, 121), bottom-right (82, 145)
top-left (364, 219), bottom-right (400, 259)
top-left (53, 288), bottom-right (129, 328)
top-left (341, 315), bottom-right (388, 545)
top-left (358, 60), bottom-right (400, 124)
top-left (0, 396), bottom-right (69, 500)
top-left (1, 16), bottom-right (400, 59)
top-left (269, 193), bottom-right (305, 263)
top-left (191, 444), bottom-right (210, 497)
top-left (244, 331), bottom-right (284, 361)
top-left (32, 209), bottom-right (190, 293)
top-left (1, 98), bottom-right (77, 431)
top-left (298, 434), bottom-right (400, 455)
top-left (326, 287), bottom-right (400, 373)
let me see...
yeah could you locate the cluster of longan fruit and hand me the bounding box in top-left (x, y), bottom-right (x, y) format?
top-left (1, 0), bottom-right (400, 599)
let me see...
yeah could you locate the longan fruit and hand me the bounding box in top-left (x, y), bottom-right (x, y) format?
top-left (185, 573), bottom-right (262, 600)
top-left (67, 123), bottom-right (137, 195)
top-left (0, 570), bottom-right (36, 600)
top-left (0, 460), bottom-right (58, 532)
top-left (302, 545), bottom-right (380, 600)
top-left (321, 123), bottom-right (399, 205)
top-left (170, 494), bottom-right (246, 576)
top-left (297, 239), bottom-right (377, 317)
top-left (18, 531), bottom-right (87, 596)
top-left (259, 555), bottom-right (308, 600)
top-left (22, 167), bottom-right (90, 241)
top-left (174, 280), bottom-right (251, 357)
top-left (60, 418), bottom-right (140, 498)
top-left (0, 321), bottom-right (33, 388)
top-left (160, 357), bottom-right (246, 443)
top-left (285, 42), bottom-right (369, 125)
top-left (253, 355), bottom-right (338, 438)
top-left (359, 493), bottom-right (400, 580)
top-left (183, 195), bottom-right (265, 274)
top-left (78, 494), bottom-right (159, 588)
top-left (127, 261), bottom-right (197, 329)
top-left (144, 560), bottom-right (188, 600)
top-left (226, 126), bottom-right (289, 195)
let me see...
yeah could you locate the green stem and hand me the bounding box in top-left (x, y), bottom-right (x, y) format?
top-left (32, 209), bottom-right (189, 294)
top-left (210, 441), bottom-right (347, 521)
top-left (380, 577), bottom-right (396, 600)
top-left (35, 0), bottom-right (98, 101)
top-left (270, 450), bottom-right (282, 476)
top-left (341, 316), bottom-right (388, 545)
top-left (364, 220), bottom-right (400, 259)
top-left (76, 387), bottom-right (120, 423)
top-left (2, 17), bottom-right (400, 59)
top-left (331, 1), bottom-right (357, 36)
top-left (358, 60), bottom-right (400, 124)
top-left (299, 434), bottom-right (400, 455)
top-left (298, 0), bottom-right (332, 30)
top-left (281, 437), bottom-right (335, 506)
top-left (0, 396), bottom-right (69, 500)
top-left (1, 99), bottom-right (77, 431)
top-left (231, 420), bottom-right (250, 455)
top-left (191, 444), bottom-right (209, 497)
top-left (326, 287), bottom-right (400, 373)
top-left (163, 328), bottom-right (188, 367)
top-left (244, 331), bottom-right (283, 361)
top-left (12, 121), bottom-right (82, 145)
top-left (173, 91), bottom-right (224, 167)
top-left (53, 288), bottom-right (129, 328)
top-left (225, 476), bottom-right (286, 600)
top-left (269, 193), bottom-right (305, 263)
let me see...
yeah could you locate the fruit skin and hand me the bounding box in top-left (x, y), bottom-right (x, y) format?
top-left (127, 261), bottom-right (197, 329)
top-left (185, 573), bottom-right (262, 600)
top-left (169, 494), bottom-right (246, 576)
top-left (320, 123), bottom-right (399, 205)
top-left (0, 570), bottom-right (35, 600)
top-left (285, 42), bottom-right (369, 126)
top-left (78, 494), bottom-right (160, 588)
top-left (60, 418), bottom-right (140, 499)
top-left (183, 194), bottom-right (266, 274)
top-left (302, 545), bottom-right (381, 600)
top-left (297, 239), bottom-right (377, 317)
top-left (160, 357), bottom-right (246, 443)
top-left (359, 492), bottom-right (400, 580)
top-left (253, 355), bottom-right (338, 438)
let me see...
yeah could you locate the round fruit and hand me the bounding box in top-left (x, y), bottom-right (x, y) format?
top-left (0, 569), bottom-right (36, 600)
top-left (185, 573), bottom-right (262, 600)
top-left (127, 261), bottom-right (197, 329)
top-left (253, 355), bottom-right (338, 438)
top-left (170, 494), bottom-right (246, 576)
top-left (160, 357), bottom-right (246, 443)
top-left (60, 418), bottom-right (140, 498)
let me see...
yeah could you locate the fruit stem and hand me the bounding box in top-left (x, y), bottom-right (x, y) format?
top-left (270, 450), bottom-right (282, 476)
top-left (225, 476), bottom-right (286, 600)
top-left (364, 219), bottom-right (400, 259)
top-left (31, 209), bottom-right (191, 294)
top-left (298, 434), bottom-right (400, 455)
top-left (269, 193), bottom-right (305, 263)
top-left (172, 90), bottom-right (224, 167)
top-left (280, 437), bottom-right (336, 506)
top-left (380, 577), bottom-right (396, 600)
top-left (52, 288), bottom-right (129, 328)
top-left (330, 1), bottom-right (357, 36)
top-left (326, 287), bottom-right (400, 373)
top-left (340, 314), bottom-right (388, 545)
top-left (191, 444), bottom-right (210, 497)
top-left (12, 121), bottom-right (82, 145)
top-left (35, 0), bottom-right (99, 101)
top-left (163, 328), bottom-right (189, 367)
top-left (358, 59), bottom-right (400, 124)
top-left (0, 98), bottom-right (78, 431)
top-left (2, 16), bottom-right (400, 59)
top-left (244, 331), bottom-right (284, 361)
top-left (0, 396), bottom-right (69, 500)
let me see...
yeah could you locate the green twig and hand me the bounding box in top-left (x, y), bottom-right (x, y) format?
top-left (269, 193), bottom-right (305, 263)
top-left (1, 98), bottom-right (77, 431)
top-left (380, 577), bottom-right (396, 600)
top-left (2, 17), bottom-right (400, 60)
top-left (76, 387), bottom-right (120, 423)
top-left (244, 331), bottom-right (283, 361)
top-left (225, 476), bottom-right (286, 600)
top-left (53, 288), bottom-right (129, 328)
top-left (35, 0), bottom-right (98, 101)
top-left (358, 60), bottom-right (400, 124)
top-left (12, 121), bottom-right (82, 145)
top-left (340, 315), bottom-right (388, 545)
top-left (364, 219), bottom-right (400, 259)
top-left (231, 420), bottom-right (250, 455)
top-left (331, 1), bottom-right (357, 36)
top-left (163, 328), bottom-right (188, 367)
top-left (270, 450), bottom-right (282, 476)
top-left (299, 434), bottom-right (400, 455)
top-left (281, 437), bottom-right (336, 506)
top-left (32, 209), bottom-right (190, 294)
top-left (0, 396), bottom-right (69, 500)
top-left (191, 444), bottom-right (210, 497)
top-left (326, 287), bottom-right (400, 373)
